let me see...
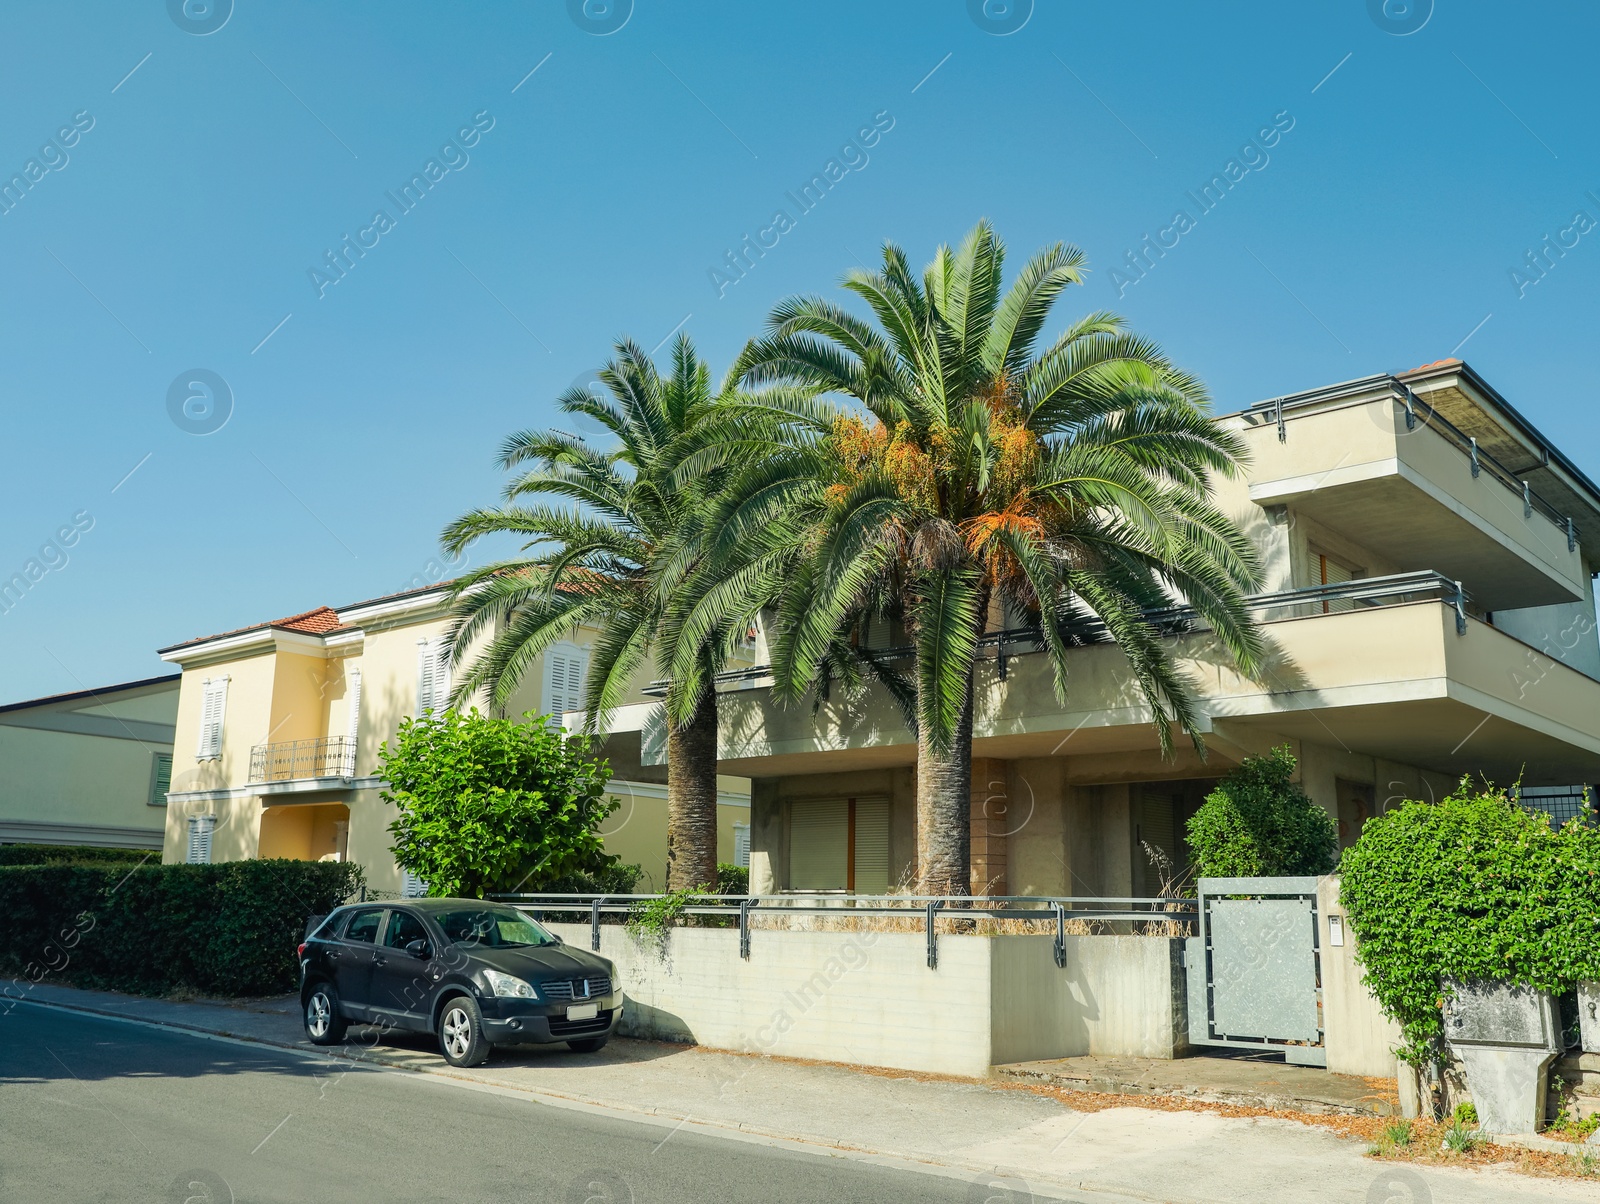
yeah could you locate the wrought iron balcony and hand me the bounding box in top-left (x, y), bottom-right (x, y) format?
top-left (248, 736), bottom-right (356, 783)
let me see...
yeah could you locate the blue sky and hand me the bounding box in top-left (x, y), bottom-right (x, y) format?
top-left (4, 0), bottom-right (1599, 700)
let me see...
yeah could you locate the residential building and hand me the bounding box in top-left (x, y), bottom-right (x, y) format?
top-left (593, 358), bottom-right (1600, 897)
top-left (0, 675), bottom-right (179, 849)
top-left (156, 582), bottom-right (751, 891)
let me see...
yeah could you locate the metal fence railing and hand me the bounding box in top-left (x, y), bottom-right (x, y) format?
top-left (248, 736), bottom-right (356, 783)
top-left (486, 892), bottom-right (1196, 970)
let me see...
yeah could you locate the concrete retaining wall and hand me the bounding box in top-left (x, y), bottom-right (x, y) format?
top-left (548, 922), bottom-right (1186, 1077)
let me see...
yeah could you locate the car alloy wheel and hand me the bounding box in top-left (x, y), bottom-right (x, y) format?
top-left (307, 992), bottom-right (331, 1039)
top-left (442, 1006), bottom-right (472, 1060)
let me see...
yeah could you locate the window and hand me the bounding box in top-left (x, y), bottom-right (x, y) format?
top-left (434, 906), bottom-right (556, 948)
top-left (401, 869), bottom-right (428, 898)
top-left (185, 815), bottom-right (214, 864)
top-left (383, 910), bottom-right (429, 950)
top-left (148, 752), bottom-right (173, 807)
top-left (789, 797), bottom-right (889, 892)
top-left (416, 640), bottom-right (452, 717)
top-left (195, 676), bottom-right (228, 760)
top-left (543, 643), bottom-right (587, 727)
top-left (343, 909), bottom-right (382, 944)
top-left (733, 823), bottom-right (751, 869)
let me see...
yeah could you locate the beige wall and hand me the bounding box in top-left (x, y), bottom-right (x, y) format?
top-left (0, 677), bottom-right (177, 849)
top-left (551, 922), bottom-right (1187, 1077)
top-left (1318, 874), bottom-right (1404, 1077)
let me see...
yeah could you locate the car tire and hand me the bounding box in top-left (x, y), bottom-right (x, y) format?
top-left (566, 1036), bottom-right (609, 1054)
top-left (438, 995), bottom-right (491, 1067)
top-left (304, 983), bottom-right (348, 1046)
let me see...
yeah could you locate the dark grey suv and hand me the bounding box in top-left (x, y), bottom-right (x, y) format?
top-left (298, 898), bottom-right (621, 1067)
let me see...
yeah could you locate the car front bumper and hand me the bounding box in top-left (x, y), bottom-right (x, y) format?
top-left (478, 993), bottom-right (624, 1044)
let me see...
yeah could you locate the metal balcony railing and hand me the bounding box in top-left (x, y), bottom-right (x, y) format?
top-left (247, 736), bottom-right (356, 783)
top-left (1248, 376), bottom-right (1577, 547)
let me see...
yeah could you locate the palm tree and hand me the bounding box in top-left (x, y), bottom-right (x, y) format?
top-left (719, 220), bottom-right (1265, 896)
top-left (439, 335), bottom-right (798, 891)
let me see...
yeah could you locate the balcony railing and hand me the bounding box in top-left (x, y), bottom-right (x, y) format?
top-left (1247, 375), bottom-right (1577, 548)
top-left (248, 736), bottom-right (356, 783)
top-left (645, 571), bottom-right (1471, 696)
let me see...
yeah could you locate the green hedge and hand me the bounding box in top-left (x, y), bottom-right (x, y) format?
top-left (0, 859), bottom-right (363, 1000)
top-left (0, 843), bottom-right (154, 866)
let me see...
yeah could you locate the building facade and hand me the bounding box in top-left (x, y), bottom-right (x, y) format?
top-left (594, 359), bottom-right (1600, 898)
top-left (156, 582), bottom-right (751, 892)
top-left (0, 675), bottom-right (179, 850)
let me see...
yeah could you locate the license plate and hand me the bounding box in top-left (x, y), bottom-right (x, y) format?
top-left (566, 1003), bottom-right (598, 1021)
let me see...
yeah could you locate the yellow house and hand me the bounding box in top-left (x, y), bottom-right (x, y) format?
top-left (0, 674), bottom-right (179, 850)
top-left (156, 581), bottom-right (751, 892)
top-left (589, 358), bottom-right (1600, 897)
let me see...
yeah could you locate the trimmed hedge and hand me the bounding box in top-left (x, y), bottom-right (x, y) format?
top-left (0, 843), bottom-right (154, 866)
top-left (0, 859), bottom-right (363, 999)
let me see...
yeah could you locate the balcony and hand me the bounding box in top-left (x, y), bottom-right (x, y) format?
top-left (688, 572), bottom-right (1600, 786)
top-left (1237, 376), bottom-right (1586, 611)
top-left (248, 736), bottom-right (356, 785)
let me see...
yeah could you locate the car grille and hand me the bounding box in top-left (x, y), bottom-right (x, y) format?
top-left (541, 975), bottom-right (612, 1001)
top-left (548, 1009), bottom-right (613, 1037)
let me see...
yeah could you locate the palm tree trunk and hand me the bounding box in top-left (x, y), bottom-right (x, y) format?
top-left (915, 673), bottom-right (973, 896)
top-left (665, 685), bottom-right (720, 891)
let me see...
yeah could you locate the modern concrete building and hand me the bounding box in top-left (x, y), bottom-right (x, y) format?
top-left (156, 582), bottom-right (752, 892)
top-left (593, 359), bottom-right (1600, 897)
top-left (0, 674), bottom-right (179, 849)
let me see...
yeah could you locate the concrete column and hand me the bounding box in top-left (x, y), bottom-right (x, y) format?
top-left (748, 778), bottom-right (783, 895)
top-left (970, 757), bottom-right (1009, 896)
top-left (1007, 758), bottom-right (1067, 895)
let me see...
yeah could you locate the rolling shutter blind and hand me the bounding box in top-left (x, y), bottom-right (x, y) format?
top-left (196, 677), bottom-right (228, 759)
top-left (852, 798), bottom-right (890, 894)
top-left (544, 644), bottom-right (587, 727)
top-left (733, 823), bottom-right (751, 869)
top-left (186, 816), bottom-right (214, 864)
top-left (149, 753), bottom-right (173, 806)
top-left (1314, 548), bottom-right (1360, 614)
top-left (790, 799), bottom-right (848, 889)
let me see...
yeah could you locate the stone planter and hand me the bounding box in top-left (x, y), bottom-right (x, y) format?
top-left (1443, 979), bottom-right (1561, 1136)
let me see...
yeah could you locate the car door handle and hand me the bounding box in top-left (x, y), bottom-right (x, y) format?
top-left (373, 955), bottom-right (387, 966)
top-left (326, 950), bottom-right (341, 960)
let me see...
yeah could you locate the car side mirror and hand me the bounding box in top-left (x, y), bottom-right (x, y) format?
top-left (551, 933), bottom-right (563, 945)
top-left (405, 939), bottom-right (431, 959)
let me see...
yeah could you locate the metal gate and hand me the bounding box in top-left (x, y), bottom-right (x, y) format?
top-left (1184, 876), bottom-right (1325, 1067)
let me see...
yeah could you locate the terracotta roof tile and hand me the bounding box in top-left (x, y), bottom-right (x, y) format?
top-left (270, 606), bottom-right (345, 636)
top-left (1400, 358), bottom-right (1463, 375)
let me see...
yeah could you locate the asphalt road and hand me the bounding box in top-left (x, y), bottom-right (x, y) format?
top-left (0, 1005), bottom-right (1069, 1204)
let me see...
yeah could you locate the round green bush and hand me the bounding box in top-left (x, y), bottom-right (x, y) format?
top-left (1339, 781), bottom-right (1600, 1064)
top-left (1185, 745), bottom-right (1337, 879)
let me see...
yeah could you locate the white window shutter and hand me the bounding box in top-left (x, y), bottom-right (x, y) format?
top-left (195, 678), bottom-right (215, 758)
top-left (734, 823), bottom-right (751, 869)
top-left (416, 640), bottom-right (436, 717)
top-left (345, 666), bottom-right (362, 775)
top-left (196, 677), bottom-right (228, 760)
top-left (402, 870), bottom-right (427, 898)
top-left (433, 645), bottom-right (452, 712)
top-left (543, 644), bottom-right (587, 728)
top-left (187, 815), bottom-right (215, 864)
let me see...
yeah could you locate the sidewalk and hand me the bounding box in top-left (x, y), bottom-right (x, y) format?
top-left (11, 982), bottom-right (1595, 1203)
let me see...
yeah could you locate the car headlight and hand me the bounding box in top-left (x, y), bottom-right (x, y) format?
top-left (483, 969), bottom-right (538, 999)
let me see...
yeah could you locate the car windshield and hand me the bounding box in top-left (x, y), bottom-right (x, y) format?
top-left (433, 906), bottom-right (555, 949)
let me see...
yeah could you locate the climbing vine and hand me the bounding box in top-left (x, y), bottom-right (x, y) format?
top-left (1338, 780), bottom-right (1600, 1065)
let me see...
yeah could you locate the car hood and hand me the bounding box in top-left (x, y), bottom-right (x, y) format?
top-left (467, 943), bottom-right (611, 983)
